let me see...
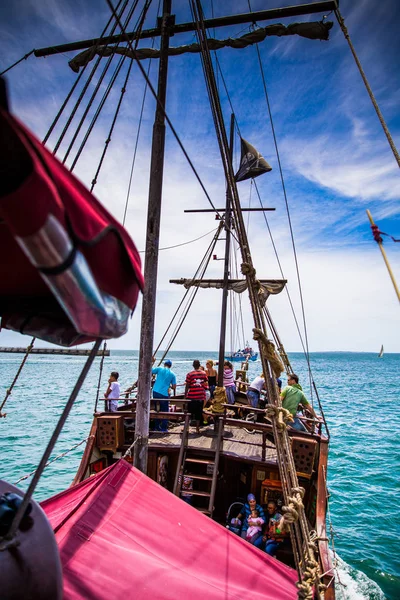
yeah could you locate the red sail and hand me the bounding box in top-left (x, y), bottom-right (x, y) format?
top-left (42, 460), bottom-right (297, 600)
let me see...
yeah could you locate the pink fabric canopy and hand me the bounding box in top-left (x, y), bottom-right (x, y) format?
top-left (42, 460), bottom-right (297, 599)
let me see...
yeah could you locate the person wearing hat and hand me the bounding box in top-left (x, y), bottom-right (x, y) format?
top-left (152, 359), bottom-right (176, 432)
top-left (234, 493), bottom-right (266, 542)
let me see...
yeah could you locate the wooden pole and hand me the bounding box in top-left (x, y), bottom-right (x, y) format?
top-left (366, 209), bottom-right (400, 303)
top-left (217, 113), bottom-right (235, 386)
top-left (134, 0), bottom-right (172, 473)
top-left (34, 2), bottom-right (337, 57)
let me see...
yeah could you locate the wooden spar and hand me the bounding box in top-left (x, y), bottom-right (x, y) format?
top-left (33, 2), bottom-right (337, 57)
top-left (366, 209), bottom-right (400, 303)
top-left (0, 347), bottom-right (110, 356)
top-left (217, 114), bottom-right (235, 387)
top-left (134, 0), bottom-right (172, 473)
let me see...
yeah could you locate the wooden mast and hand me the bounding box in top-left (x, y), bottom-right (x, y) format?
top-left (134, 0), bottom-right (173, 472)
top-left (366, 209), bottom-right (400, 303)
top-left (217, 113), bottom-right (235, 386)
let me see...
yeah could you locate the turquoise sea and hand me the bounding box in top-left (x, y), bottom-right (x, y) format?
top-left (0, 350), bottom-right (398, 599)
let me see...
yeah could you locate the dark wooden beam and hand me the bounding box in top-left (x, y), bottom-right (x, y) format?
top-left (184, 207), bottom-right (275, 212)
top-left (134, 0), bottom-right (172, 474)
top-left (34, 1), bottom-right (337, 57)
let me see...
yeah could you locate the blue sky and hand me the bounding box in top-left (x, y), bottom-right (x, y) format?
top-left (1, 0), bottom-right (399, 352)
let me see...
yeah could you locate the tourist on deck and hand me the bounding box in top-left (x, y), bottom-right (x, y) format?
top-left (234, 493), bottom-right (266, 542)
top-left (280, 374), bottom-right (318, 432)
top-left (246, 509), bottom-right (265, 543)
top-left (223, 360), bottom-right (236, 405)
top-left (246, 373), bottom-right (265, 408)
top-left (152, 359), bottom-right (176, 433)
top-left (206, 360), bottom-right (218, 399)
top-left (185, 359), bottom-right (209, 434)
top-left (105, 371), bottom-right (120, 412)
top-left (254, 500), bottom-right (282, 550)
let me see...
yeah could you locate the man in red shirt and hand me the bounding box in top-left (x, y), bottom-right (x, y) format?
top-left (185, 360), bottom-right (209, 434)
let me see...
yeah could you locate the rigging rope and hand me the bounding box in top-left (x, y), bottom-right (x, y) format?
top-left (62, 0), bottom-right (142, 165)
top-left (334, 7), bottom-right (400, 170)
top-left (105, 0), bottom-right (223, 219)
top-left (154, 222), bottom-right (224, 362)
top-left (49, 0), bottom-right (131, 151)
top-left (190, 2), bottom-right (323, 596)
top-left (121, 46), bottom-right (155, 222)
top-left (1, 340), bottom-right (102, 544)
top-left (122, 0), bottom-right (161, 224)
top-left (73, 0), bottom-right (152, 177)
top-left (0, 338), bottom-right (36, 418)
top-left (43, 0), bottom-right (127, 145)
top-left (13, 436), bottom-right (94, 486)
top-left (138, 226), bottom-right (219, 253)
top-left (247, 2), bottom-right (313, 399)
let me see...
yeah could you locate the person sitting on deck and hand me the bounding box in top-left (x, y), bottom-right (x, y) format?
top-left (254, 500), bottom-right (282, 551)
top-left (246, 509), bottom-right (265, 543)
top-left (280, 374), bottom-right (318, 433)
top-left (185, 360), bottom-right (209, 434)
top-left (152, 359), bottom-right (176, 433)
top-left (223, 360), bottom-right (236, 405)
top-left (264, 515), bottom-right (289, 557)
top-left (105, 371), bottom-right (120, 412)
top-left (246, 373), bottom-right (265, 408)
top-left (234, 493), bottom-right (266, 543)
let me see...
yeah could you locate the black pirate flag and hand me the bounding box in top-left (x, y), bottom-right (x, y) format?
top-left (235, 138), bottom-right (272, 182)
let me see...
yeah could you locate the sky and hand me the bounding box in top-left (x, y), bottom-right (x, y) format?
top-left (0, 0), bottom-right (399, 353)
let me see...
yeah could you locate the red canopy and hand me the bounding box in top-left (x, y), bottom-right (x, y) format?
top-left (0, 105), bottom-right (143, 346)
top-left (42, 460), bottom-right (297, 600)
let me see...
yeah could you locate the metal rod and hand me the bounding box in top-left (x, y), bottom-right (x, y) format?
top-left (134, 0), bottom-right (172, 473)
top-left (33, 2), bottom-right (337, 57)
top-left (366, 209), bottom-right (400, 302)
top-left (4, 340), bottom-right (102, 542)
top-left (94, 341), bottom-right (108, 413)
top-left (217, 113), bottom-right (235, 387)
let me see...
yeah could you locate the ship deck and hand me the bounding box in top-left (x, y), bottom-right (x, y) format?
top-left (147, 421), bottom-right (277, 462)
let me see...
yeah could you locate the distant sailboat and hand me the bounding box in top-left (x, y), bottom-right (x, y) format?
top-left (378, 345), bottom-right (384, 358)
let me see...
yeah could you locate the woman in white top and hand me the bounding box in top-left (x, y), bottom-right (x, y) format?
top-left (246, 374), bottom-right (264, 409)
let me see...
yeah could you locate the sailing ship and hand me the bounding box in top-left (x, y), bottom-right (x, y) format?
top-left (4, 0), bottom-right (396, 598)
top-left (378, 345), bottom-right (384, 358)
top-left (226, 344), bottom-right (259, 362)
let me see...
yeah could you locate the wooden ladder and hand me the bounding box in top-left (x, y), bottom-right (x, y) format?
top-left (173, 415), bottom-right (224, 518)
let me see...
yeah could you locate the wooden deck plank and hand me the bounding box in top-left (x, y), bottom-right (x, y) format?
top-left (147, 423), bottom-right (277, 462)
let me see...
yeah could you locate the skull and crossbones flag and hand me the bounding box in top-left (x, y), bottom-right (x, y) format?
top-left (235, 138), bottom-right (272, 182)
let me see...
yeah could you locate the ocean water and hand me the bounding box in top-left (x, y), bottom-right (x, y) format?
top-left (0, 350), bottom-right (398, 599)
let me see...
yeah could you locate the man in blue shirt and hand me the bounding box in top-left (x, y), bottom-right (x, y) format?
top-left (152, 359), bottom-right (176, 432)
